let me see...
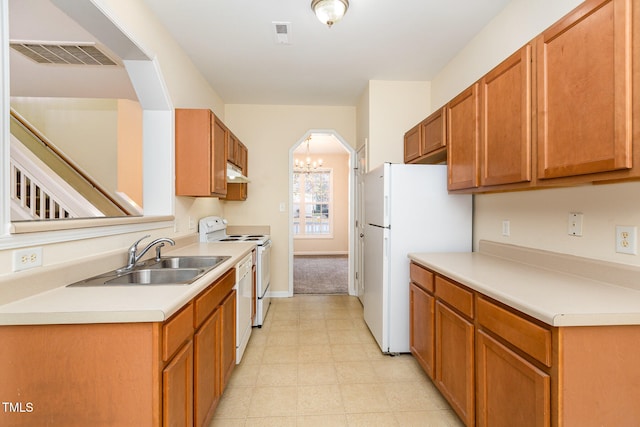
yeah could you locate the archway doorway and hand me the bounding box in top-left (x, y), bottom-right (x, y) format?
top-left (288, 130), bottom-right (356, 296)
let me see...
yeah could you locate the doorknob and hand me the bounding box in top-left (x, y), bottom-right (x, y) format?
top-left (359, 233), bottom-right (364, 238)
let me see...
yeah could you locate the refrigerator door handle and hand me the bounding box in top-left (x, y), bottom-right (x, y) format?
top-left (384, 234), bottom-right (389, 259)
top-left (384, 195), bottom-right (389, 222)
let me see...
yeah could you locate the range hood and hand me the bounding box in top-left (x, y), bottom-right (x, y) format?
top-left (226, 163), bottom-right (250, 183)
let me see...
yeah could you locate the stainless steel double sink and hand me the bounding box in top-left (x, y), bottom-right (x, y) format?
top-left (67, 256), bottom-right (230, 287)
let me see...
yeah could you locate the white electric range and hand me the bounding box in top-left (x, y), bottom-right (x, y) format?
top-left (199, 216), bottom-right (272, 329)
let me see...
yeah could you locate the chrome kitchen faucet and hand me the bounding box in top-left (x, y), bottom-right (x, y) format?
top-left (125, 235), bottom-right (176, 270)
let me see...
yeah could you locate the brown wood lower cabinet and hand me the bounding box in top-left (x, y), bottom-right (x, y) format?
top-left (194, 307), bottom-right (221, 427)
top-left (163, 339), bottom-right (194, 427)
top-left (476, 330), bottom-right (550, 427)
top-left (0, 268), bottom-right (236, 427)
top-left (409, 261), bottom-right (640, 426)
top-left (435, 301), bottom-right (475, 426)
top-left (409, 282), bottom-right (435, 378)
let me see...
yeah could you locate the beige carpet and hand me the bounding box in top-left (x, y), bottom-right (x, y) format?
top-left (293, 255), bottom-right (348, 294)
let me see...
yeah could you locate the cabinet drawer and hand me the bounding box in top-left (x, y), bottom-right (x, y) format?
top-left (477, 297), bottom-right (551, 367)
top-left (410, 263), bottom-right (434, 293)
top-left (163, 303), bottom-right (194, 362)
top-left (435, 276), bottom-right (474, 318)
top-left (194, 268), bottom-right (236, 328)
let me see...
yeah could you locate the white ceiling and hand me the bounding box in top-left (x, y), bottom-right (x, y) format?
top-left (142, 0), bottom-right (512, 106)
top-left (9, 0), bottom-right (513, 107)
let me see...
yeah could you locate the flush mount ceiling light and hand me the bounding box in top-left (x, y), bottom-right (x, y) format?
top-left (311, 0), bottom-right (349, 28)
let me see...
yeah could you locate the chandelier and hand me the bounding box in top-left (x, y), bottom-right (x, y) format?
top-left (311, 0), bottom-right (349, 28)
top-left (294, 136), bottom-right (323, 173)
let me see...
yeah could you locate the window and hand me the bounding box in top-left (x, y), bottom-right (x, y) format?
top-left (293, 170), bottom-right (332, 237)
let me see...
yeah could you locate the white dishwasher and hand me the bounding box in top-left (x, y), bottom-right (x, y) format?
top-left (235, 252), bottom-right (253, 363)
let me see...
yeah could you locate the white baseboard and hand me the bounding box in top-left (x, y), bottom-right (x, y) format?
top-left (293, 251), bottom-right (348, 256)
top-left (269, 290), bottom-right (292, 298)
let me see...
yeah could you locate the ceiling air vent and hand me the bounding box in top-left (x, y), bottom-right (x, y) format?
top-left (10, 42), bottom-right (117, 66)
top-left (272, 22), bottom-right (292, 45)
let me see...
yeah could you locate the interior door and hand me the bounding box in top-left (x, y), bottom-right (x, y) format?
top-left (355, 143), bottom-right (367, 303)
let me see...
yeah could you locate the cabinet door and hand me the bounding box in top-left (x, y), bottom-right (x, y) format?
top-left (435, 301), bottom-right (474, 426)
top-left (480, 44), bottom-right (532, 186)
top-left (238, 143), bottom-right (248, 172)
top-left (225, 141), bottom-right (248, 201)
top-left (536, 0), bottom-right (632, 180)
top-left (220, 289), bottom-right (237, 390)
top-left (227, 132), bottom-right (239, 166)
top-left (410, 282), bottom-right (435, 379)
top-left (175, 109), bottom-right (212, 196)
top-left (447, 83), bottom-right (480, 190)
top-left (194, 309), bottom-right (222, 427)
top-left (404, 123), bottom-right (421, 163)
top-left (422, 107), bottom-right (446, 155)
top-left (212, 117), bottom-right (228, 196)
top-left (476, 331), bottom-right (550, 427)
top-left (163, 340), bottom-right (194, 427)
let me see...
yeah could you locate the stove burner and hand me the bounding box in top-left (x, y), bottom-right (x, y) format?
top-left (245, 238), bottom-right (261, 241)
top-left (228, 235), bottom-right (244, 238)
top-left (248, 235), bottom-right (266, 238)
top-left (220, 238), bottom-right (241, 241)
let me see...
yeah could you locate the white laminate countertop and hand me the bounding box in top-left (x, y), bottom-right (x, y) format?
top-left (409, 241), bottom-right (640, 327)
top-left (0, 242), bottom-right (256, 326)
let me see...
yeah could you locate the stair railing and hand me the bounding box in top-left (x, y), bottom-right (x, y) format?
top-left (10, 136), bottom-right (104, 220)
top-left (10, 108), bottom-right (135, 217)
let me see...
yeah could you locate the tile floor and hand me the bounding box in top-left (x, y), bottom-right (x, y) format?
top-left (210, 294), bottom-right (464, 426)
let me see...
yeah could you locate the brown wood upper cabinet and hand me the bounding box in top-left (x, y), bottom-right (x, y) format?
top-left (439, 0), bottom-right (639, 193)
top-left (175, 109), bottom-right (227, 197)
top-left (536, 0), bottom-right (633, 181)
top-left (447, 84), bottom-right (480, 190)
top-left (404, 107), bottom-right (447, 164)
top-left (227, 132), bottom-right (248, 170)
top-left (227, 132), bottom-right (240, 166)
top-left (404, 123), bottom-right (421, 163)
top-left (480, 44), bottom-right (532, 187)
top-left (224, 140), bottom-right (248, 201)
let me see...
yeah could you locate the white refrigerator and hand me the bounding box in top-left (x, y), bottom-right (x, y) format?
top-left (363, 163), bottom-right (472, 353)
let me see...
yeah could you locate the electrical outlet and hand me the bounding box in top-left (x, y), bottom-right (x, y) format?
top-left (616, 226), bottom-right (637, 255)
top-left (13, 247), bottom-right (43, 272)
top-left (188, 216), bottom-right (196, 230)
top-left (502, 220), bottom-right (510, 237)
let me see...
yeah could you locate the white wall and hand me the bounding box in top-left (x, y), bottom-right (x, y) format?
top-left (432, 0), bottom-right (640, 266)
top-left (0, 0), bottom-right (225, 278)
top-left (431, 0), bottom-right (585, 108)
top-left (367, 81), bottom-right (431, 170)
top-left (223, 104), bottom-right (356, 295)
top-left (11, 97), bottom-right (119, 193)
top-left (356, 83), bottom-right (370, 156)
top-left (94, 0), bottom-right (227, 234)
top-left (117, 99), bottom-right (143, 206)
